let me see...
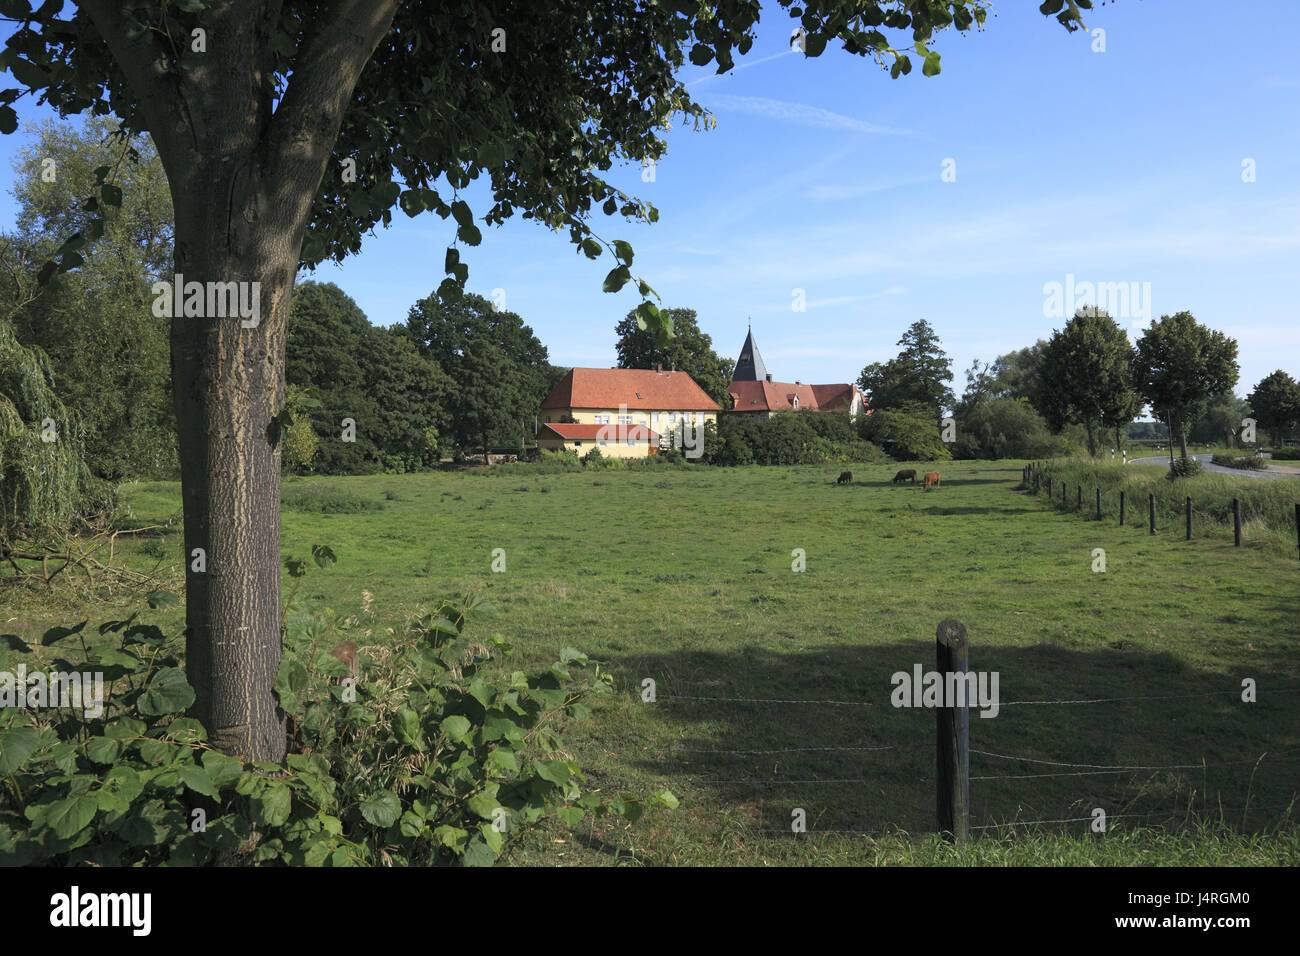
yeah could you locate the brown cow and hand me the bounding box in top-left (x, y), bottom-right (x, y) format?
top-left (836, 470), bottom-right (853, 485)
top-left (892, 469), bottom-right (917, 484)
top-left (922, 471), bottom-right (940, 489)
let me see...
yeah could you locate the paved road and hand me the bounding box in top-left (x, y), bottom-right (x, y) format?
top-left (1127, 453), bottom-right (1300, 480)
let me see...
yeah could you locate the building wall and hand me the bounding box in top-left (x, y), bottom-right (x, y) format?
top-left (537, 434), bottom-right (659, 458)
top-left (542, 407), bottom-right (717, 431)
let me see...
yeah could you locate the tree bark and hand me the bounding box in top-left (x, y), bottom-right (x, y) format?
top-left (1085, 421), bottom-right (1096, 458)
top-left (82, 0), bottom-right (401, 763)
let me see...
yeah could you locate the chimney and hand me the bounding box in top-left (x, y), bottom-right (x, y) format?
top-left (670, 363), bottom-right (676, 373)
top-left (656, 363), bottom-right (662, 374)
top-left (795, 380), bottom-right (802, 385)
top-left (765, 373), bottom-right (772, 382)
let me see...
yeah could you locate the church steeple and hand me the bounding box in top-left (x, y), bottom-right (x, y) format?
top-left (732, 323), bottom-right (768, 382)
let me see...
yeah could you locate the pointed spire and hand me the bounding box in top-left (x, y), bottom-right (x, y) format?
top-left (732, 326), bottom-right (767, 382)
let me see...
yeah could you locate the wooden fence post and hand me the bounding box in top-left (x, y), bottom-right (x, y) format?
top-left (1294, 504), bottom-right (1299, 566)
top-left (1096, 488), bottom-right (1102, 520)
top-left (1149, 493), bottom-right (1156, 535)
top-left (1186, 496), bottom-right (1193, 541)
top-left (1047, 477), bottom-right (1052, 497)
top-left (936, 618), bottom-right (970, 844)
top-left (1077, 486), bottom-right (1083, 510)
top-left (1233, 498), bottom-right (1241, 547)
top-left (1120, 490), bottom-right (1126, 526)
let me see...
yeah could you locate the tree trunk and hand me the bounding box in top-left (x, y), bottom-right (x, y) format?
top-left (1178, 419), bottom-right (1189, 460)
top-left (171, 183), bottom-right (298, 764)
top-left (1085, 421), bottom-right (1097, 458)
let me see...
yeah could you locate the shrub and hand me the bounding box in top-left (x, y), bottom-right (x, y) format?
top-left (1212, 453), bottom-right (1267, 470)
top-left (1168, 456), bottom-right (1204, 478)
top-left (857, 402), bottom-right (951, 462)
top-left (281, 484), bottom-right (386, 513)
top-left (0, 582), bottom-right (673, 866)
top-left (1269, 447), bottom-right (1300, 461)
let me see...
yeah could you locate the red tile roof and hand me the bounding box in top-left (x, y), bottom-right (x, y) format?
top-left (728, 380), bottom-right (864, 412)
top-left (538, 423), bottom-right (660, 442)
top-left (542, 368), bottom-right (722, 412)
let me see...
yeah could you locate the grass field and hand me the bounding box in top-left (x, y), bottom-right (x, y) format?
top-left (4, 460), bottom-right (1299, 865)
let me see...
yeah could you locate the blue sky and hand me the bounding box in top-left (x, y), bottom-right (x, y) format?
top-left (4, 1), bottom-right (1299, 404)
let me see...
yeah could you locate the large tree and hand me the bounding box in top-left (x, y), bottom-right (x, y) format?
top-left (6, 117), bottom-right (176, 480)
top-left (857, 319), bottom-right (954, 418)
top-left (2, 0), bottom-right (1093, 761)
top-left (404, 291), bottom-right (554, 454)
top-left (1132, 312), bottom-right (1239, 461)
top-left (614, 306), bottom-right (734, 408)
top-left (1035, 308), bottom-right (1136, 457)
top-left (1246, 370), bottom-right (1300, 447)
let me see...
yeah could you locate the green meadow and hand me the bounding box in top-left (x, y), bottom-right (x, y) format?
top-left (4, 460), bottom-right (1298, 865)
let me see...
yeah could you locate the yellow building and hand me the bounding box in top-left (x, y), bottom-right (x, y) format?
top-left (538, 366), bottom-right (721, 457)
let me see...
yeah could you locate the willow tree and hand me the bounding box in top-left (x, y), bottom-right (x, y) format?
top-left (0, 321), bottom-right (88, 546)
top-left (0, 0), bottom-right (1093, 761)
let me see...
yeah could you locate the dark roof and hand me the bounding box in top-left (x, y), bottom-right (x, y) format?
top-left (541, 368), bottom-right (721, 411)
top-left (731, 328), bottom-right (768, 382)
top-left (537, 423), bottom-right (660, 441)
top-left (728, 380), bottom-right (865, 413)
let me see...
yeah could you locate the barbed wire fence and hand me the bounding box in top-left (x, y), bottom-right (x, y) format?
top-left (581, 620), bottom-right (1299, 849)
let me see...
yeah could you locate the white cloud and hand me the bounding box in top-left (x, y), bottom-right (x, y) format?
top-left (703, 95), bottom-right (916, 137)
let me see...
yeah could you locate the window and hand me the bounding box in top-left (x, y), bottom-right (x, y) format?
top-left (574, 441), bottom-right (582, 447)
top-left (792, 396), bottom-right (799, 410)
top-left (669, 413), bottom-right (676, 423)
top-left (618, 415), bottom-right (632, 425)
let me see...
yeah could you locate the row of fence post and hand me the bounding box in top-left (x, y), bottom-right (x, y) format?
top-left (1023, 461), bottom-right (1300, 565)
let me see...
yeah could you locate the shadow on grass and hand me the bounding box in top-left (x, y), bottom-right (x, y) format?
top-left (606, 637), bottom-right (1300, 838)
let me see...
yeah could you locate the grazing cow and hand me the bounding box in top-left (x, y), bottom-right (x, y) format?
top-left (892, 469), bottom-right (917, 484)
top-left (836, 470), bottom-right (853, 485)
top-left (922, 471), bottom-right (941, 489)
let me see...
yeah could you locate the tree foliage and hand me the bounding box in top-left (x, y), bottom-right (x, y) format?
top-left (1246, 370), bottom-right (1300, 446)
top-left (1035, 308), bottom-right (1137, 457)
top-left (615, 307), bottom-right (734, 408)
top-left (857, 319), bottom-right (954, 417)
top-left (1132, 312), bottom-right (1239, 461)
top-left (856, 401), bottom-right (951, 462)
top-left (5, 117), bottom-right (175, 480)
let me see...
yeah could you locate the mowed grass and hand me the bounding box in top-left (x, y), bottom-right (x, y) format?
top-left (5, 461), bottom-right (1298, 865)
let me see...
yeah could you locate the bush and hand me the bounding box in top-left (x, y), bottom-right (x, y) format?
top-left (857, 402), bottom-right (951, 463)
top-left (1269, 447), bottom-right (1300, 461)
top-left (705, 412), bottom-right (881, 466)
top-left (281, 484), bottom-right (387, 513)
top-left (1211, 453), bottom-right (1267, 470)
top-left (1168, 456), bottom-right (1204, 478)
top-left (0, 576), bottom-right (674, 866)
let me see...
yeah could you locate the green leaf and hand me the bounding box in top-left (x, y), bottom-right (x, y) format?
top-left (602, 265), bottom-right (631, 293)
top-left (359, 790), bottom-right (401, 828)
top-left (457, 223), bottom-right (482, 246)
top-left (0, 105), bottom-right (17, 135)
top-left (201, 751), bottom-right (243, 789)
top-left (251, 782), bottom-right (291, 827)
top-left (85, 736), bottom-right (121, 765)
top-left (485, 748), bottom-right (519, 775)
top-left (311, 543), bottom-right (336, 568)
top-left (440, 714), bottom-right (472, 743)
top-left (393, 708), bottom-right (424, 750)
top-left (654, 788), bottom-right (680, 809)
top-left (146, 590), bottom-right (179, 610)
top-left (0, 727), bottom-right (40, 773)
top-left (466, 791), bottom-right (500, 821)
top-left (601, 196), bottom-right (618, 215)
top-left (46, 795), bottom-right (98, 839)
top-left (922, 51), bottom-right (941, 77)
top-left (688, 44), bottom-right (713, 66)
top-left (803, 32), bottom-right (827, 57)
top-left (557, 806), bottom-right (585, 826)
top-left (433, 824), bottom-right (467, 850)
top-left (580, 238), bottom-right (602, 260)
top-left (450, 200), bottom-right (473, 228)
top-left (613, 239), bottom-right (634, 264)
top-left (137, 667), bottom-right (196, 716)
top-left (178, 764), bottom-right (218, 798)
top-left (97, 765), bottom-right (145, 814)
top-left (534, 760), bottom-right (572, 786)
top-left (99, 183), bottom-right (122, 207)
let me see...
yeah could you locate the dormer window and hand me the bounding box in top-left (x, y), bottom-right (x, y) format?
top-left (792, 396), bottom-right (799, 410)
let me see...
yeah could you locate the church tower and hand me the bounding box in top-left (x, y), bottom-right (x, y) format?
top-left (732, 324), bottom-right (768, 382)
